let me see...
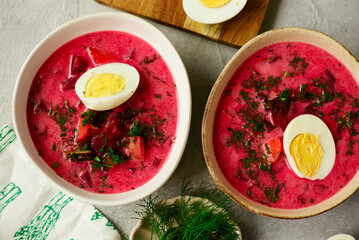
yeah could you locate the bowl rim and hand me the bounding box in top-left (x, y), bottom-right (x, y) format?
top-left (12, 12), bottom-right (191, 206)
top-left (202, 27), bottom-right (359, 219)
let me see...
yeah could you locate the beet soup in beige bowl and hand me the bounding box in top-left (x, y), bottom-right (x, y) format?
top-left (202, 27), bottom-right (359, 218)
top-left (13, 13), bottom-right (191, 206)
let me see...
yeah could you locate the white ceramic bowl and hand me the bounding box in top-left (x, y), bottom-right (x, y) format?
top-left (202, 27), bottom-right (359, 218)
top-left (13, 12), bottom-right (191, 206)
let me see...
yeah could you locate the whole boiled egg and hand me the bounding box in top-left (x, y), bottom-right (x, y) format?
top-left (182, 0), bottom-right (247, 24)
top-left (283, 114), bottom-right (336, 180)
top-left (75, 63), bottom-right (139, 111)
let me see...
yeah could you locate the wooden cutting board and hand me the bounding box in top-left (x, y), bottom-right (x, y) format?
top-left (94, 0), bottom-right (269, 47)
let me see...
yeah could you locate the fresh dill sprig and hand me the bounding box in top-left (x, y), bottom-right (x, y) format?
top-left (134, 182), bottom-right (241, 240)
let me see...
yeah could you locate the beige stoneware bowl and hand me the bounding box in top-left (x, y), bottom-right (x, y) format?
top-left (202, 27), bottom-right (359, 218)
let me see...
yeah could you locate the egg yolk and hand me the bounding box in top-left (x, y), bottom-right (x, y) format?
top-left (289, 133), bottom-right (323, 178)
top-left (84, 73), bottom-right (125, 98)
top-left (199, 0), bottom-right (232, 8)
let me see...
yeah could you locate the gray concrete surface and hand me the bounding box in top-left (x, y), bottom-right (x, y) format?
top-left (1, 0), bottom-right (359, 239)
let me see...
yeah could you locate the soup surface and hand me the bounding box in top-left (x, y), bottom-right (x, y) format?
top-left (27, 31), bottom-right (178, 194)
top-left (213, 42), bottom-right (359, 209)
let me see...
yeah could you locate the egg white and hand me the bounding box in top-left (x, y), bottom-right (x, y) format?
top-left (182, 0), bottom-right (247, 24)
top-left (75, 63), bottom-right (140, 111)
top-left (283, 114), bottom-right (336, 180)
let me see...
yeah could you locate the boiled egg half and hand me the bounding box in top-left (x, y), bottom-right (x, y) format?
top-left (75, 63), bottom-right (139, 111)
top-left (182, 0), bottom-right (247, 24)
top-left (283, 114), bottom-right (336, 180)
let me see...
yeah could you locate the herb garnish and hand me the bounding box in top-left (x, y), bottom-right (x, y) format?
top-left (52, 162), bottom-right (60, 169)
top-left (48, 101), bottom-right (77, 132)
top-left (134, 182), bottom-right (241, 240)
top-left (264, 182), bottom-right (285, 203)
top-left (91, 146), bottom-right (130, 172)
top-left (80, 110), bottom-right (96, 127)
top-left (127, 120), bottom-right (144, 139)
top-left (288, 51), bottom-right (308, 76)
top-left (242, 68), bottom-right (282, 97)
top-left (226, 128), bottom-right (245, 149)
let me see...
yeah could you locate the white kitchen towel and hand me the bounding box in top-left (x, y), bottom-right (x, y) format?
top-left (0, 125), bottom-right (121, 240)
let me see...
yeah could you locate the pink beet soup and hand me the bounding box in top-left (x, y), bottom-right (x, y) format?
top-left (27, 31), bottom-right (178, 194)
top-left (213, 42), bottom-right (359, 209)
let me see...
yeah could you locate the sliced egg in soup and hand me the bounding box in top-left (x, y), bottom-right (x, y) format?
top-left (283, 114), bottom-right (336, 180)
top-left (182, 0), bottom-right (247, 24)
top-left (75, 63), bottom-right (139, 111)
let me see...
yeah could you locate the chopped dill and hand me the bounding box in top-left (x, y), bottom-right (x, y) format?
top-left (48, 100), bottom-right (77, 132)
top-left (80, 110), bottom-right (96, 127)
top-left (52, 143), bottom-right (57, 151)
top-left (127, 120), bottom-right (144, 139)
top-left (52, 162), bottom-right (60, 169)
top-left (91, 146), bottom-right (131, 172)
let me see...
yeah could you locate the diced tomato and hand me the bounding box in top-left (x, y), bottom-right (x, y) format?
top-left (76, 117), bottom-right (97, 143)
top-left (87, 47), bottom-right (116, 65)
top-left (264, 137), bottom-right (283, 163)
top-left (127, 136), bottom-right (145, 161)
top-left (77, 123), bottom-right (90, 143)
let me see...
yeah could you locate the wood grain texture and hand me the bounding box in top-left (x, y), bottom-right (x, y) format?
top-left (94, 0), bottom-right (269, 47)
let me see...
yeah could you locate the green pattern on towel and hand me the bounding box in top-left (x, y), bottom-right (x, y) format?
top-left (14, 192), bottom-right (73, 240)
top-left (0, 126), bottom-right (16, 153)
top-left (91, 208), bottom-right (116, 230)
top-left (0, 182), bottom-right (22, 217)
